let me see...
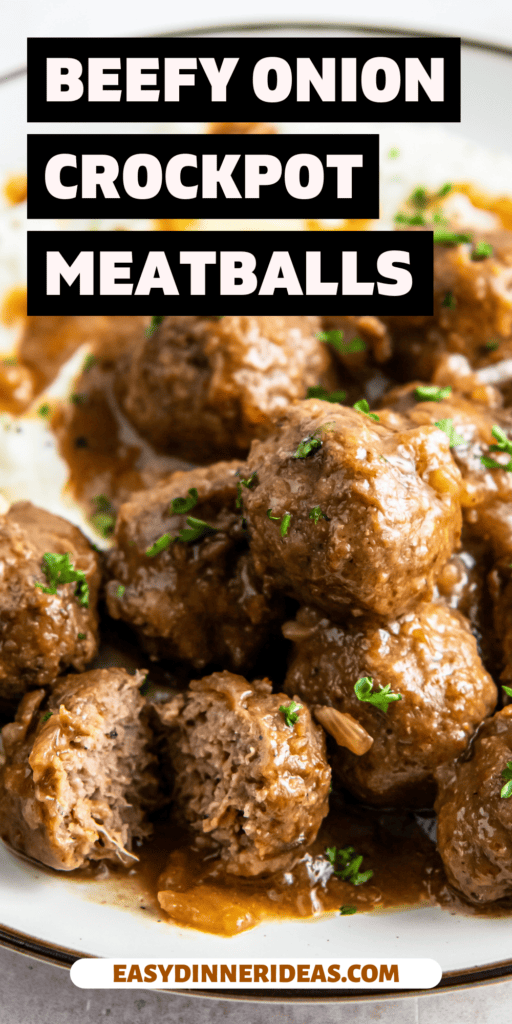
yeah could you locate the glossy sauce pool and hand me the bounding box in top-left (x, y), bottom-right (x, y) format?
top-left (61, 798), bottom-right (438, 936)
top-left (55, 796), bottom-right (512, 936)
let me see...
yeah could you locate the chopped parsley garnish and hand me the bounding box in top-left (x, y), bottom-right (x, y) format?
top-left (408, 186), bottom-right (428, 209)
top-left (488, 425), bottom-right (512, 455)
top-left (502, 685), bottom-right (512, 699)
top-left (345, 336), bottom-right (366, 353)
top-left (354, 676), bottom-right (402, 714)
top-left (77, 632), bottom-right (86, 640)
top-left (500, 761), bottom-right (512, 799)
top-left (388, 147), bottom-right (400, 159)
top-left (326, 845), bottom-right (374, 886)
top-left (146, 515), bottom-right (217, 555)
top-left (339, 905), bottom-right (357, 916)
top-left (35, 552), bottom-right (89, 607)
top-left (395, 211), bottom-right (426, 227)
top-left (116, 584), bottom-right (126, 598)
top-left (435, 418), bottom-right (465, 447)
top-left (235, 472), bottom-right (258, 509)
top-left (405, 183), bottom-right (451, 211)
top-left (267, 509), bottom-right (292, 537)
top-left (415, 385), bottom-right (452, 402)
top-left (170, 487), bottom-right (198, 515)
top-left (480, 425), bottom-right (512, 472)
top-left (38, 403), bottom-right (51, 418)
top-left (41, 711), bottom-right (53, 724)
top-left (177, 516), bottom-right (218, 542)
top-left (146, 315), bottom-right (164, 338)
top-left (433, 230), bottom-right (473, 247)
top-left (70, 392), bottom-right (87, 405)
top-left (146, 533), bottom-right (173, 557)
top-left (481, 455), bottom-right (510, 471)
top-left (292, 423), bottom-right (334, 460)
top-left (279, 701), bottom-right (303, 727)
top-left (486, 339), bottom-right (500, 351)
top-left (309, 506), bottom-right (329, 524)
top-left (405, 183), bottom-right (451, 210)
top-left (441, 291), bottom-right (456, 309)
top-left (471, 240), bottom-right (493, 261)
top-left (317, 329), bottom-right (366, 354)
top-left (138, 675), bottom-right (151, 700)
top-left (306, 385), bottom-right (347, 403)
top-left (280, 513), bottom-right (291, 537)
top-left (317, 328), bottom-right (342, 349)
top-left (83, 354), bottom-right (97, 372)
top-left (90, 495), bottom-right (116, 537)
top-left (346, 337), bottom-right (366, 354)
top-left (353, 399), bottom-right (379, 422)
top-left (293, 432), bottom-right (323, 459)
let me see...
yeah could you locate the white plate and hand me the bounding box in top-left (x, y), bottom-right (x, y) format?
top-left (1, 22), bottom-right (512, 999)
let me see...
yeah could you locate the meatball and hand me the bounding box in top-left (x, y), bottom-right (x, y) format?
top-left (383, 231), bottom-right (512, 379)
top-left (0, 669), bottom-right (157, 871)
top-left (379, 386), bottom-right (512, 559)
top-left (242, 399), bottom-right (462, 620)
top-left (435, 706), bottom-right (512, 903)
top-left (153, 671), bottom-right (331, 876)
top-left (118, 315), bottom-right (333, 461)
top-left (105, 461), bottom-right (286, 672)
top-left (0, 502), bottom-right (101, 701)
top-left (282, 603), bottom-right (497, 806)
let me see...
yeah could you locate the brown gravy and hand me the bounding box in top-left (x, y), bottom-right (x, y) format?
top-left (65, 795), bottom-right (512, 936)
top-left (147, 801), bottom-right (435, 935)
top-left (51, 356), bottom-right (191, 514)
top-left (68, 798), bottom-right (436, 936)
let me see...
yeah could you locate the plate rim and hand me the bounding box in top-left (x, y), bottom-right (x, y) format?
top-left (1, 918), bottom-right (512, 1002)
top-left (3, 19), bottom-right (511, 85)
top-left (2, 15), bottom-right (512, 1000)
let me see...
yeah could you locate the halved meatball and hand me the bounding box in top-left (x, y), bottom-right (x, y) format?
top-left (282, 602), bottom-right (496, 806)
top-left (0, 668), bottom-right (157, 871)
top-left (242, 399), bottom-right (462, 620)
top-left (0, 502), bottom-right (101, 701)
top-left (383, 231), bottom-right (512, 379)
top-left (435, 706), bottom-right (512, 903)
top-left (153, 671), bottom-right (331, 876)
top-left (117, 315), bottom-right (333, 461)
top-left (105, 461), bottom-right (286, 672)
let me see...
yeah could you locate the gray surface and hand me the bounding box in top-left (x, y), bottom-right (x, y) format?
top-left (1, 947), bottom-right (512, 1023)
